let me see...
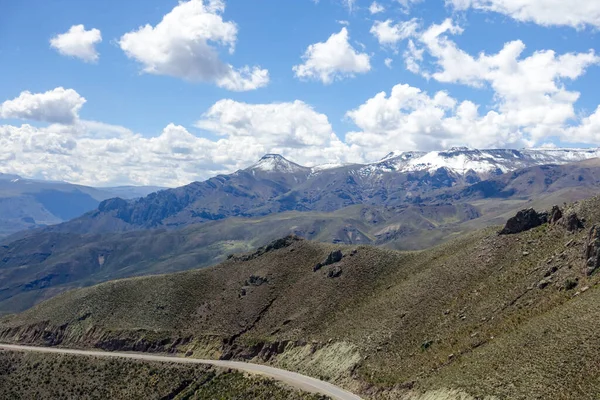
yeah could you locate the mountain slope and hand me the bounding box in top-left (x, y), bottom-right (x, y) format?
top-left (0, 202), bottom-right (479, 315)
top-left (2, 160), bottom-right (600, 316)
top-left (3, 194), bottom-right (600, 399)
top-left (0, 173), bottom-right (163, 237)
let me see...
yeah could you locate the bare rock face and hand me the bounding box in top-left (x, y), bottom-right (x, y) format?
top-left (563, 213), bottom-right (584, 232)
top-left (500, 208), bottom-right (548, 235)
top-left (549, 205), bottom-right (563, 225)
top-left (314, 250), bottom-right (344, 272)
top-left (584, 225), bottom-right (600, 276)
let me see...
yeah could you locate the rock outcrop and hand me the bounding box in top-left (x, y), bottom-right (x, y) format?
top-left (314, 250), bottom-right (343, 272)
top-left (563, 213), bottom-right (584, 232)
top-left (230, 235), bottom-right (303, 262)
top-left (584, 225), bottom-right (600, 276)
top-left (499, 208), bottom-right (548, 235)
top-left (549, 205), bottom-right (563, 225)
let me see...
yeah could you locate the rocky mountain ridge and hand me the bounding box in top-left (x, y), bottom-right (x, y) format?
top-left (22, 148), bottom-right (599, 235)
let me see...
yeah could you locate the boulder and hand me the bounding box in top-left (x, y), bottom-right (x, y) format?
top-left (324, 250), bottom-right (343, 265)
top-left (327, 266), bottom-right (343, 278)
top-left (499, 208), bottom-right (548, 235)
top-left (584, 225), bottom-right (600, 276)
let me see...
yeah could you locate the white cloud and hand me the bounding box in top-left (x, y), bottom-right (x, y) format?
top-left (396, 0), bottom-right (424, 12)
top-left (0, 99), bottom-right (357, 187)
top-left (370, 19), bottom-right (419, 47)
top-left (405, 19), bottom-right (600, 141)
top-left (346, 17), bottom-right (600, 159)
top-left (293, 27), bottom-right (371, 84)
top-left (0, 88), bottom-right (86, 124)
top-left (404, 39), bottom-right (424, 73)
top-left (50, 25), bottom-right (102, 63)
top-left (447, 0), bottom-right (600, 29)
top-left (385, 58), bottom-right (393, 68)
top-left (369, 1), bottom-right (385, 13)
top-left (118, 0), bottom-right (269, 91)
top-left (345, 83), bottom-right (529, 159)
top-left (568, 106), bottom-right (600, 142)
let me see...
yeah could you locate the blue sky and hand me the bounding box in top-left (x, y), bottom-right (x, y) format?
top-left (0, 0), bottom-right (599, 186)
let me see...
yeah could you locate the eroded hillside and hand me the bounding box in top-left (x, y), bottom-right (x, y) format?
top-left (3, 195), bottom-right (600, 399)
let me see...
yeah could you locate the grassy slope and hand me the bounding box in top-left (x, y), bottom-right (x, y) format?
top-left (0, 203), bottom-right (475, 315)
top-left (0, 350), bottom-right (327, 400)
top-left (3, 160), bottom-right (600, 316)
top-left (3, 196), bottom-right (600, 398)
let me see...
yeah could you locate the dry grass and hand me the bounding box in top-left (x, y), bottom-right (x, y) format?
top-left (3, 196), bottom-right (600, 399)
top-left (0, 349), bottom-right (328, 400)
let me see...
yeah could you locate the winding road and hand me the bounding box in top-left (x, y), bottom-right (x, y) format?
top-left (0, 344), bottom-right (363, 400)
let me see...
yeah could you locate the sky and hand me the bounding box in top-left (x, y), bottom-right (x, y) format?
top-left (0, 0), bottom-right (599, 187)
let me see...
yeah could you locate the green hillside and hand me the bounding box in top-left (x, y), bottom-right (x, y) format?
top-left (0, 349), bottom-right (327, 400)
top-left (2, 195), bottom-right (600, 399)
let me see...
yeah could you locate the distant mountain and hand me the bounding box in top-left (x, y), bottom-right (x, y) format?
top-left (366, 147), bottom-right (600, 176)
top-left (36, 148), bottom-right (600, 235)
top-left (0, 174), bottom-right (164, 237)
top-left (2, 159), bottom-right (600, 315)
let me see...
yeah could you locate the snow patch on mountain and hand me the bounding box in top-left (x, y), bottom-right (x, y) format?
top-left (311, 163), bottom-right (347, 173)
top-left (249, 154), bottom-right (309, 174)
top-left (360, 148), bottom-right (600, 177)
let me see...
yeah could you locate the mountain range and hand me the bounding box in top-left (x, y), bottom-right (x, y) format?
top-left (1, 148), bottom-right (600, 316)
top-left (0, 173), bottom-right (163, 238)
top-left (26, 147), bottom-right (600, 235)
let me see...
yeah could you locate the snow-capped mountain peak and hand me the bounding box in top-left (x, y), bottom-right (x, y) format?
top-left (249, 154), bottom-right (309, 174)
top-left (360, 147), bottom-right (600, 177)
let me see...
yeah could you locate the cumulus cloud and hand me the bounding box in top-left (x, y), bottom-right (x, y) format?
top-left (346, 18), bottom-right (600, 159)
top-left (50, 25), bottom-right (102, 63)
top-left (0, 99), bottom-right (357, 187)
top-left (345, 84), bottom-right (528, 159)
top-left (568, 106), bottom-right (600, 142)
top-left (397, 19), bottom-right (600, 141)
top-left (118, 0), bottom-right (269, 91)
top-left (0, 88), bottom-right (86, 124)
top-left (370, 19), bottom-right (419, 47)
top-left (446, 0), bottom-right (600, 29)
top-left (293, 27), bottom-right (371, 84)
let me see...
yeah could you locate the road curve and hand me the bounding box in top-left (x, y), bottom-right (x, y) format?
top-left (0, 344), bottom-right (363, 400)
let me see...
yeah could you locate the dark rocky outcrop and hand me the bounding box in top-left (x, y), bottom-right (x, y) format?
top-left (549, 205), bottom-right (563, 225)
top-left (584, 225), bottom-right (600, 276)
top-left (246, 275), bottom-right (268, 286)
top-left (563, 213), bottom-right (584, 232)
top-left (499, 208), bottom-right (548, 235)
top-left (324, 250), bottom-right (343, 265)
top-left (313, 250), bottom-right (343, 272)
top-left (232, 235), bottom-right (303, 262)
